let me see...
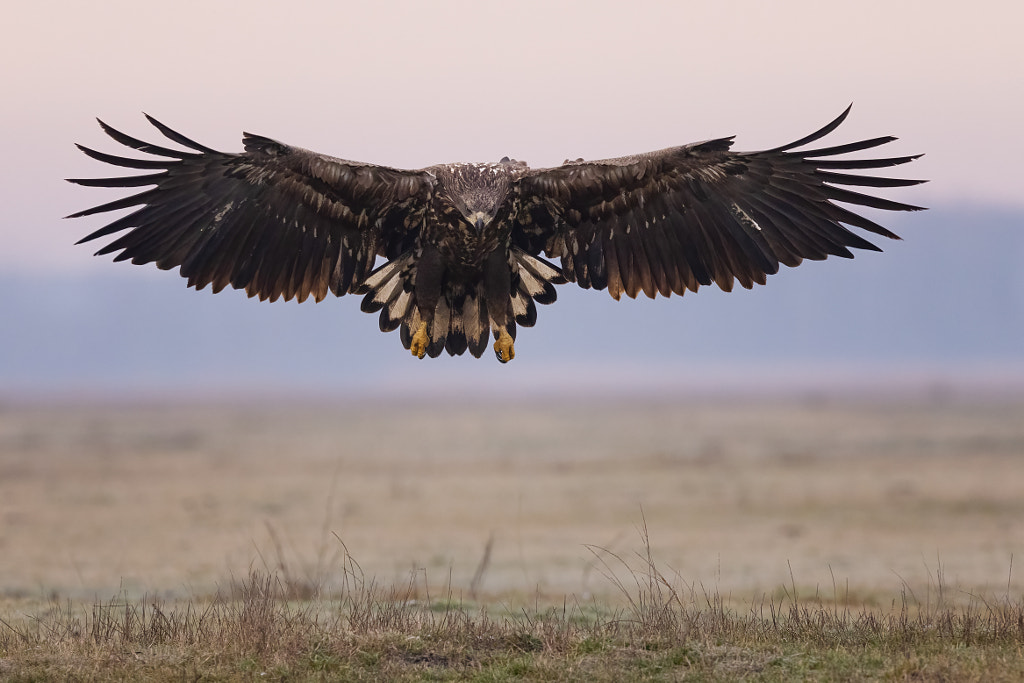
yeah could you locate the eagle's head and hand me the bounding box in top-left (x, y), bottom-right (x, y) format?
top-left (433, 159), bottom-right (527, 231)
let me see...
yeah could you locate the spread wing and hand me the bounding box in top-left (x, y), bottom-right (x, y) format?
top-left (513, 106), bottom-right (925, 300)
top-left (68, 116), bottom-right (434, 302)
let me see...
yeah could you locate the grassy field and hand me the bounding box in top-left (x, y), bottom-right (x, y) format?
top-left (2, 397), bottom-right (1023, 679)
top-left (2, 560), bottom-right (1023, 680)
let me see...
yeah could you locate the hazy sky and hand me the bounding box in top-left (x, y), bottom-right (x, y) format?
top-left (2, 0), bottom-right (1021, 273)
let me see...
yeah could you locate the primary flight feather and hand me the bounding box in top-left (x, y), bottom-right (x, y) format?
top-left (68, 106), bottom-right (924, 362)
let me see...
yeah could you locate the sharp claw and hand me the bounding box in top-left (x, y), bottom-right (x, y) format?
top-left (493, 329), bottom-right (515, 363)
top-left (410, 321), bottom-right (428, 359)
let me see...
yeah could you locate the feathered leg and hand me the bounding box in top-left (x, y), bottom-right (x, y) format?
top-left (483, 249), bottom-right (516, 362)
top-left (412, 245), bottom-right (444, 360)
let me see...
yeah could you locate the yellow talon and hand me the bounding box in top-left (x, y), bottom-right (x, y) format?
top-left (493, 329), bottom-right (515, 363)
top-left (410, 321), bottom-right (428, 359)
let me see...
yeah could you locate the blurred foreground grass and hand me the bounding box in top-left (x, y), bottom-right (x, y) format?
top-left (3, 542), bottom-right (1024, 682)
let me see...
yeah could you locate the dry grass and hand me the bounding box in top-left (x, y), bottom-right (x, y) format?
top-left (4, 398), bottom-right (1024, 679)
top-left (3, 533), bottom-right (1024, 682)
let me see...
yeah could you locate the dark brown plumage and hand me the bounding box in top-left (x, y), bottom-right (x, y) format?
top-left (68, 106), bottom-right (924, 362)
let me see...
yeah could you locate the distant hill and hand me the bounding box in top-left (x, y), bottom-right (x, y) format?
top-left (2, 205), bottom-right (1022, 399)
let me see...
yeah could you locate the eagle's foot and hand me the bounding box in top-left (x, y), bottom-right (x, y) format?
top-left (410, 321), bottom-right (428, 359)
top-left (493, 329), bottom-right (515, 363)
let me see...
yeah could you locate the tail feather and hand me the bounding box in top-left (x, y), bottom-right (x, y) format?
top-left (445, 312), bottom-right (469, 355)
top-left (380, 288), bottom-right (413, 332)
top-left (464, 292), bottom-right (489, 357)
top-left (509, 250), bottom-right (562, 326)
top-left (361, 248), bottom-right (565, 358)
top-left (510, 288), bottom-right (537, 327)
top-left (515, 251), bottom-right (564, 305)
top-left (360, 254), bottom-right (417, 332)
top-left (432, 296), bottom-right (451, 347)
top-left (399, 307), bottom-right (422, 351)
top-left (426, 336), bottom-right (446, 358)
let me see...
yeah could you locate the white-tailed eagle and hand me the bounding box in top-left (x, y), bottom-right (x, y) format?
top-left (68, 106), bottom-right (924, 362)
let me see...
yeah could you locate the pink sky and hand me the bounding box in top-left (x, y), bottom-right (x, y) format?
top-left (2, 0), bottom-right (1021, 272)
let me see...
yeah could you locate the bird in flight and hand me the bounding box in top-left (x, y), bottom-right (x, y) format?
top-left (68, 106), bottom-right (924, 362)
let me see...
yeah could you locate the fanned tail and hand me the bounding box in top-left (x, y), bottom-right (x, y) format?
top-left (358, 249), bottom-right (565, 358)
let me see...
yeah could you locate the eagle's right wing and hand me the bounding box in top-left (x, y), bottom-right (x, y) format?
top-left (68, 117), bottom-right (435, 302)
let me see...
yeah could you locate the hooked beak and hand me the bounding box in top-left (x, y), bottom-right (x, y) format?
top-left (471, 211), bottom-right (489, 231)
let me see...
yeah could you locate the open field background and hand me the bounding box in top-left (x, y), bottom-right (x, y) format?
top-left (2, 398), bottom-right (1022, 605)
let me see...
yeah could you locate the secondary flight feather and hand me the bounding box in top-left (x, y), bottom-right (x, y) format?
top-left (68, 106), bottom-right (925, 362)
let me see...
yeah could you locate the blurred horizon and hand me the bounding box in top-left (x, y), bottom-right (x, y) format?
top-left (2, 2), bottom-right (1022, 401)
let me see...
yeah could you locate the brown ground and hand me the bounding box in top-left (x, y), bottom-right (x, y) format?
top-left (1, 397), bottom-right (1022, 605)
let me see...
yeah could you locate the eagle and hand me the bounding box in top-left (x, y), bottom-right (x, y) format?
top-left (68, 106), bottom-right (924, 362)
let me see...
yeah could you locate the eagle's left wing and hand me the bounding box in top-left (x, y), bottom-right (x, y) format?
top-left (513, 106), bottom-right (924, 300)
